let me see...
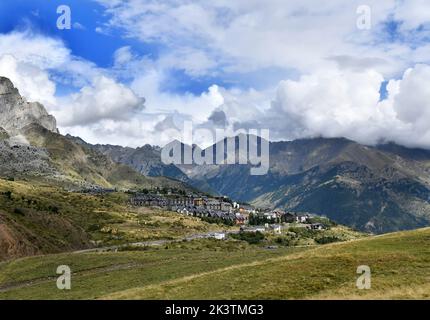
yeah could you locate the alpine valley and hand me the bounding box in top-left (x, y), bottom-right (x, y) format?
top-left (88, 132), bottom-right (430, 234)
top-left (1, 76), bottom-right (430, 300)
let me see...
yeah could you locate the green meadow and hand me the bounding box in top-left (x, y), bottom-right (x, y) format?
top-left (0, 228), bottom-right (429, 300)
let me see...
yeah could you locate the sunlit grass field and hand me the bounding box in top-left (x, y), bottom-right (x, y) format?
top-left (0, 240), bottom-right (302, 299)
top-left (0, 228), bottom-right (429, 300)
top-left (103, 228), bottom-right (430, 300)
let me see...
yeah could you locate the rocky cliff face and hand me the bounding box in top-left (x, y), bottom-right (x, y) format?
top-left (0, 77), bottom-right (57, 136)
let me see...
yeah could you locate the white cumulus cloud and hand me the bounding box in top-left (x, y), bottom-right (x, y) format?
top-left (0, 54), bottom-right (57, 106)
top-left (54, 76), bottom-right (145, 126)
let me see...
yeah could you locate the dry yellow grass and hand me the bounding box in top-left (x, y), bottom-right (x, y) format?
top-left (101, 228), bottom-right (430, 300)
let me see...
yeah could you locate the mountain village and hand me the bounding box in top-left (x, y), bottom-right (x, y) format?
top-left (130, 190), bottom-right (328, 238)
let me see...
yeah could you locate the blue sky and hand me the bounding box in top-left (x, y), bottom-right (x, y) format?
top-left (0, 0), bottom-right (412, 95)
top-left (0, 0), bottom-right (150, 64)
top-left (0, 0), bottom-right (414, 98)
top-left (1, 0), bottom-right (430, 149)
top-left (0, 0), bottom-right (297, 97)
top-left (0, 1), bottom-right (160, 91)
top-left (0, 0), bottom-right (236, 96)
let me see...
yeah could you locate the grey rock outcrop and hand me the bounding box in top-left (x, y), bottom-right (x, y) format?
top-left (0, 140), bottom-right (58, 177)
top-left (0, 77), bottom-right (57, 135)
top-left (0, 127), bottom-right (9, 140)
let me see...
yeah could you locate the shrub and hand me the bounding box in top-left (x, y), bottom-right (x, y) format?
top-left (289, 227), bottom-right (319, 238)
top-left (315, 236), bottom-right (341, 244)
top-left (49, 206), bottom-right (60, 214)
top-left (13, 207), bottom-right (25, 216)
top-left (231, 231), bottom-right (265, 244)
top-left (275, 236), bottom-right (296, 246)
top-left (87, 224), bottom-right (101, 232)
top-left (201, 216), bottom-right (234, 226)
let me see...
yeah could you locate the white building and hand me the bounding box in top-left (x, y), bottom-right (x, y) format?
top-left (213, 232), bottom-right (226, 240)
top-left (271, 225), bottom-right (282, 234)
top-left (296, 214), bottom-right (310, 223)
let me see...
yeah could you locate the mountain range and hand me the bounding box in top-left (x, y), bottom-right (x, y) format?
top-left (84, 131), bottom-right (430, 234)
top-left (184, 137), bottom-right (430, 233)
top-left (1, 76), bottom-right (430, 233)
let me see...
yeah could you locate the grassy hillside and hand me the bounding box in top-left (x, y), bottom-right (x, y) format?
top-left (0, 242), bottom-right (302, 299)
top-left (0, 178), bottom-right (225, 261)
top-left (0, 227), bottom-right (429, 299)
top-left (21, 124), bottom-right (191, 191)
top-left (102, 228), bottom-right (430, 300)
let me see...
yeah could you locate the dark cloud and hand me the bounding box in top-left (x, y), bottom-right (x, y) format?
top-left (208, 110), bottom-right (228, 127)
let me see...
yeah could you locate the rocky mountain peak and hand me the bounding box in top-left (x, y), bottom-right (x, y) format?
top-left (0, 77), bottom-right (19, 95)
top-left (0, 76), bottom-right (58, 135)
